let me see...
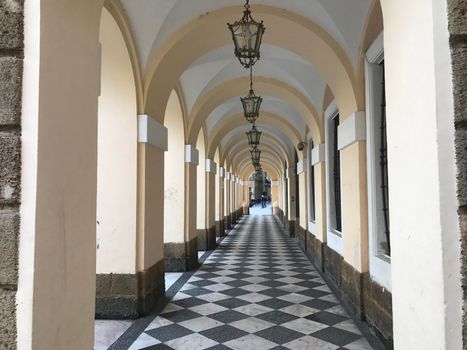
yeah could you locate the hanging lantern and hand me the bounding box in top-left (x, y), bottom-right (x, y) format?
top-left (227, 0), bottom-right (265, 69)
top-left (250, 148), bottom-right (261, 164)
top-left (246, 124), bottom-right (262, 149)
top-left (241, 66), bottom-right (262, 123)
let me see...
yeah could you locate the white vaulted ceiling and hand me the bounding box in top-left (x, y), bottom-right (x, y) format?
top-left (120, 0), bottom-right (371, 71)
top-left (117, 0), bottom-right (374, 175)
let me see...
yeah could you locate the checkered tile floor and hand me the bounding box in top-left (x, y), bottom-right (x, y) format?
top-left (126, 216), bottom-right (374, 350)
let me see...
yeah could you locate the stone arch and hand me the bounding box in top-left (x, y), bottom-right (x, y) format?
top-left (103, 0), bottom-right (144, 113)
top-left (232, 148), bottom-right (284, 173)
top-left (207, 111), bottom-right (302, 158)
top-left (221, 132), bottom-right (293, 167)
top-left (240, 163), bottom-right (281, 181)
top-left (188, 77), bottom-right (323, 145)
top-left (143, 5), bottom-right (358, 127)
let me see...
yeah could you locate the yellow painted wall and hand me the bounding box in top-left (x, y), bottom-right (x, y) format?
top-left (96, 9), bottom-right (137, 274)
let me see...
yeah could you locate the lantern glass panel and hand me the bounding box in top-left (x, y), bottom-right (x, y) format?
top-left (227, 6), bottom-right (265, 69)
top-left (250, 149), bottom-right (261, 160)
top-left (241, 92), bottom-right (262, 121)
top-left (246, 126), bottom-right (261, 148)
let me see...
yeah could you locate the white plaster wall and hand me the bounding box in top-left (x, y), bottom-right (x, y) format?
top-left (381, 0), bottom-right (461, 348)
top-left (18, 0), bottom-right (41, 346)
top-left (196, 130), bottom-right (206, 229)
top-left (164, 90), bottom-right (185, 243)
top-left (96, 9), bottom-right (137, 274)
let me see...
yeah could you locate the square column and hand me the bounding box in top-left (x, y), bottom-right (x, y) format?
top-left (286, 168), bottom-right (297, 237)
top-left (164, 145), bottom-right (199, 271)
top-left (297, 158), bottom-right (308, 249)
top-left (202, 159), bottom-right (217, 250)
top-left (309, 144), bottom-right (327, 267)
top-left (218, 167), bottom-right (226, 236)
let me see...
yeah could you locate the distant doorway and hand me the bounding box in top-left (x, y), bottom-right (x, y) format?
top-left (248, 171), bottom-right (272, 216)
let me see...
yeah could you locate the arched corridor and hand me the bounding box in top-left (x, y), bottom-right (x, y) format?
top-left (1, 1), bottom-right (466, 349)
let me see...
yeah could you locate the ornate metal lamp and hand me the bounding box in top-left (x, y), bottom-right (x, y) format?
top-left (255, 164), bottom-right (262, 172)
top-left (241, 67), bottom-right (263, 123)
top-left (227, 0), bottom-right (265, 69)
top-left (246, 124), bottom-right (262, 149)
top-left (250, 148), bottom-right (261, 164)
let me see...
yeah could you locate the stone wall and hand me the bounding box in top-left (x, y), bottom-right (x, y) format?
top-left (302, 234), bottom-right (393, 347)
top-left (447, 0), bottom-right (467, 346)
top-left (0, 0), bottom-right (23, 348)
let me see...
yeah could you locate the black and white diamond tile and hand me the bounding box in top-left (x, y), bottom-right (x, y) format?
top-left (127, 216), bottom-right (374, 350)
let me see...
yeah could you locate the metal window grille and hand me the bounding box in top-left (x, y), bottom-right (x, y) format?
top-left (380, 62), bottom-right (391, 255)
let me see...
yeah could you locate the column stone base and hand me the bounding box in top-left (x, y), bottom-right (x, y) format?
top-left (286, 219), bottom-right (296, 237)
top-left (296, 225), bottom-right (306, 251)
top-left (164, 237), bottom-right (199, 272)
top-left (198, 226), bottom-right (217, 251)
top-left (95, 259), bottom-right (165, 319)
top-left (306, 231), bottom-right (324, 269)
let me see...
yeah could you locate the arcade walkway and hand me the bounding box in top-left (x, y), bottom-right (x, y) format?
top-left (101, 216), bottom-right (377, 350)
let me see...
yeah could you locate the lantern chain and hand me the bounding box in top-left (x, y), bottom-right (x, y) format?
top-left (250, 66), bottom-right (253, 92)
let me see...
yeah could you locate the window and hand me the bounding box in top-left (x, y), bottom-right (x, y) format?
top-left (326, 110), bottom-right (342, 235)
top-left (308, 141), bottom-right (316, 222)
top-left (331, 114), bottom-right (342, 232)
top-left (366, 33), bottom-right (391, 259)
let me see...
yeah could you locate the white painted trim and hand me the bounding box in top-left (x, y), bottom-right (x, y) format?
top-left (219, 167), bottom-right (225, 178)
top-left (311, 144), bottom-right (325, 165)
top-left (296, 159), bottom-right (306, 175)
top-left (18, 1), bottom-right (41, 345)
top-left (205, 159), bottom-right (217, 174)
top-left (365, 31), bottom-right (392, 291)
top-left (327, 231), bottom-right (344, 255)
top-left (366, 31), bottom-right (384, 64)
top-left (337, 112), bottom-right (366, 151)
top-left (325, 100), bottom-right (343, 254)
top-left (308, 221), bottom-right (316, 235)
top-left (138, 115), bottom-right (168, 151)
top-left (325, 100), bottom-right (338, 119)
top-left (185, 145), bottom-right (199, 165)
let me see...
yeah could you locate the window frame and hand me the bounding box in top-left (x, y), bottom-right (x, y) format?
top-left (325, 101), bottom-right (343, 254)
top-left (307, 136), bottom-right (316, 234)
top-left (365, 31), bottom-right (392, 290)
